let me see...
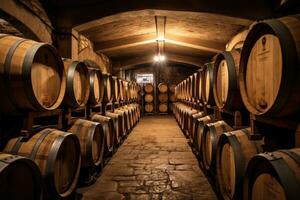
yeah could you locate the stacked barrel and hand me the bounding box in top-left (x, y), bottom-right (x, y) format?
top-left (158, 83), bottom-right (168, 113)
top-left (0, 34), bottom-right (141, 198)
top-left (168, 84), bottom-right (176, 112)
top-left (173, 14), bottom-right (300, 200)
top-left (144, 83), bottom-right (154, 113)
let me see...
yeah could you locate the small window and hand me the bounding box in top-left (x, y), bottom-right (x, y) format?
top-left (136, 74), bottom-right (153, 84)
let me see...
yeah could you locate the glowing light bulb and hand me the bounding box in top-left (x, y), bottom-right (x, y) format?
top-left (153, 55), bottom-right (159, 62)
top-left (160, 55), bottom-right (166, 61)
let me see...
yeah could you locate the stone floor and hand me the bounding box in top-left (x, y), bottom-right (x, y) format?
top-left (80, 116), bottom-right (217, 200)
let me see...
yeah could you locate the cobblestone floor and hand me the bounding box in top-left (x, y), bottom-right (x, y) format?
top-left (80, 116), bottom-right (217, 200)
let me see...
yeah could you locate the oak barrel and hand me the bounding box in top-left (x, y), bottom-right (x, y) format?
top-left (106, 112), bottom-right (123, 144)
top-left (68, 119), bottom-right (105, 169)
top-left (159, 103), bottom-right (168, 113)
top-left (213, 50), bottom-right (244, 111)
top-left (158, 83), bottom-right (168, 93)
top-left (4, 128), bottom-right (81, 199)
top-left (0, 34), bottom-right (66, 113)
top-left (244, 148), bottom-right (300, 200)
top-left (91, 114), bottom-right (115, 154)
top-left (88, 68), bottom-right (104, 105)
top-left (63, 59), bottom-right (90, 108)
top-left (193, 115), bottom-right (214, 155)
top-left (145, 94), bottom-right (154, 103)
top-left (202, 120), bottom-right (233, 173)
top-left (202, 63), bottom-right (215, 106)
top-left (144, 83), bottom-right (154, 93)
top-left (169, 94), bottom-right (176, 102)
top-left (0, 153), bottom-right (42, 200)
top-left (239, 16), bottom-right (300, 116)
top-left (194, 71), bottom-right (202, 101)
top-left (216, 128), bottom-right (263, 200)
top-left (103, 74), bottom-right (113, 103)
top-left (169, 84), bottom-right (176, 93)
top-left (112, 76), bottom-right (120, 102)
top-left (145, 103), bottom-right (154, 113)
top-left (158, 93), bottom-right (168, 103)
top-left (190, 112), bottom-right (205, 141)
top-left (114, 109), bottom-right (129, 135)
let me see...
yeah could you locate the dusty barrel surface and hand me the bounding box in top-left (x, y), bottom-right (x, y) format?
top-left (0, 153), bottom-right (42, 200)
top-left (91, 114), bottom-right (115, 154)
top-left (243, 148), bottom-right (300, 200)
top-left (63, 59), bottom-right (90, 108)
top-left (88, 68), bottom-right (104, 105)
top-left (213, 50), bottom-right (244, 111)
top-left (239, 16), bottom-right (300, 117)
top-left (68, 119), bottom-right (105, 170)
top-left (202, 63), bottom-right (215, 106)
top-left (0, 34), bottom-right (66, 113)
top-left (4, 128), bottom-right (81, 199)
top-left (216, 128), bottom-right (263, 200)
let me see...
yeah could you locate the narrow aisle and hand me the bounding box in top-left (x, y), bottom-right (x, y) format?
top-left (81, 116), bottom-right (217, 200)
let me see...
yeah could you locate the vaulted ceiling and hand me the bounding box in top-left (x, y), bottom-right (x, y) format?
top-left (42, 0), bottom-right (300, 68)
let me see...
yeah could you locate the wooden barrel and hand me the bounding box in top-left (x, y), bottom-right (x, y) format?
top-left (145, 103), bottom-right (154, 113)
top-left (169, 94), bottom-right (176, 102)
top-left (182, 80), bottom-right (187, 100)
top-left (63, 59), bottom-right (90, 108)
top-left (144, 83), bottom-right (154, 93)
top-left (158, 83), bottom-right (168, 93)
top-left (169, 84), bottom-right (176, 93)
top-left (239, 16), bottom-right (300, 117)
top-left (0, 153), bottom-right (42, 200)
top-left (112, 76), bottom-right (120, 102)
top-left (68, 119), bottom-right (105, 169)
top-left (119, 79), bottom-right (125, 101)
top-left (216, 128), bottom-right (263, 200)
top-left (202, 63), bottom-right (215, 106)
top-left (193, 71), bottom-right (202, 101)
top-left (4, 128), bottom-right (81, 199)
top-left (202, 120), bottom-right (233, 173)
top-left (186, 109), bottom-right (199, 135)
top-left (103, 74), bottom-right (113, 103)
top-left (0, 34), bottom-right (66, 113)
top-left (145, 93), bottom-right (154, 103)
top-left (112, 110), bottom-right (127, 137)
top-left (190, 112), bottom-right (205, 141)
top-left (106, 112), bottom-right (123, 145)
top-left (120, 107), bottom-right (134, 129)
top-left (243, 148), bottom-right (300, 200)
top-left (193, 115), bottom-right (214, 155)
top-left (213, 50), bottom-right (244, 111)
top-left (91, 114), bottom-right (115, 154)
top-left (88, 68), bottom-right (104, 105)
top-left (159, 103), bottom-right (168, 113)
top-left (158, 93), bottom-right (168, 103)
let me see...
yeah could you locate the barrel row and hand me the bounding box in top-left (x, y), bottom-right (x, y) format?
top-left (175, 14), bottom-right (300, 117)
top-left (1, 103), bottom-right (140, 199)
top-left (172, 102), bottom-right (300, 200)
top-left (0, 34), bottom-right (140, 114)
